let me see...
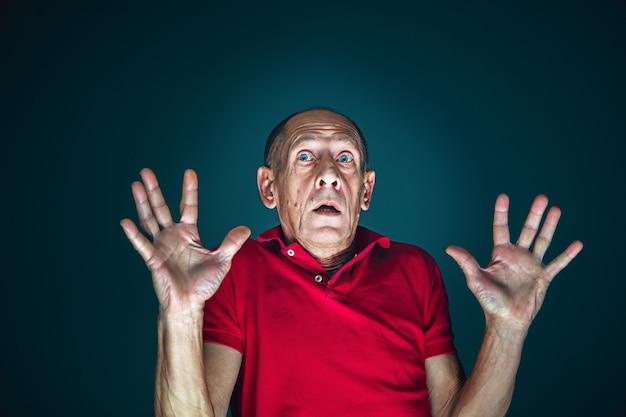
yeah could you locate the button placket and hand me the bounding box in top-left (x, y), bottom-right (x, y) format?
top-left (281, 244), bottom-right (331, 286)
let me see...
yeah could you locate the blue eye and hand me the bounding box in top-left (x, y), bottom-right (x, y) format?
top-left (297, 153), bottom-right (313, 161)
top-left (338, 154), bottom-right (353, 163)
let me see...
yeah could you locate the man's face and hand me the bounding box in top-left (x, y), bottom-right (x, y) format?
top-left (258, 110), bottom-right (376, 256)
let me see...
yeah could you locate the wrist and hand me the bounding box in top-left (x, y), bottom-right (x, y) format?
top-left (157, 309), bottom-right (205, 352)
top-left (158, 305), bottom-right (205, 329)
top-left (484, 316), bottom-right (529, 342)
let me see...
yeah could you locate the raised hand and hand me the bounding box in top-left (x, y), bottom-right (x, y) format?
top-left (120, 168), bottom-right (251, 314)
top-left (446, 194), bottom-right (583, 330)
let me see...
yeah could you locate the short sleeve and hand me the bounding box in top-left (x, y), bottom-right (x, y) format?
top-left (423, 257), bottom-right (456, 358)
top-left (202, 272), bottom-right (244, 354)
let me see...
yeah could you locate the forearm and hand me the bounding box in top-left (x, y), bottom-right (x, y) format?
top-left (155, 309), bottom-right (214, 417)
top-left (450, 322), bottom-right (527, 417)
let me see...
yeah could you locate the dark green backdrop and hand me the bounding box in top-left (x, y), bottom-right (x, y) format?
top-left (2, 1), bottom-right (624, 416)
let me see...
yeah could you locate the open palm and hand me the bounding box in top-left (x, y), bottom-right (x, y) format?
top-left (121, 168), bottom-right (250, 314)
top-left (447, 194), bottom-right (583, 329)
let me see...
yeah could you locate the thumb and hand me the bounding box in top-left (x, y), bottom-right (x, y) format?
top-left (446, 245), bottom-right (481, 277)
top-left (218, 225), bottom-right (252, 260)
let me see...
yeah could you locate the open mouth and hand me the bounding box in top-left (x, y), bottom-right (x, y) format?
top-left (314, 204), bottom-right (340, 213)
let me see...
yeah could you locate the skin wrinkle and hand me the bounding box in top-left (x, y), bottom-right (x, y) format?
top-left (268, 115), bottom-right (367, 176)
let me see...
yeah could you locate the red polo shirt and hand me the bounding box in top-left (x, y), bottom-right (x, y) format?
top-left (203, 226), bottom-right (456, 417)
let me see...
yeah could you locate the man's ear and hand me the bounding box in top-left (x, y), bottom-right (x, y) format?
top-left (361, 170), bottom-right (376, 211)
top-left (257, 166), bottom-right (277, 209)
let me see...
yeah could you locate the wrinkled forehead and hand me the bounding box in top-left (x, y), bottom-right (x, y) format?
top-left (282, 110), bottom-right (363, 146)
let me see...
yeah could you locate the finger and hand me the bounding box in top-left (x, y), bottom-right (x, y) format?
top-left (517, 194), bottom-right (549, 249)
top-left (493, 193), bottom-right (511, 246)
top-left (532, 206), bottom-right (561, 259)
top-left (140, 168), bottom-right (174, 227)
top-left (120, 218), bottom-right (156, 264)
top-left (544, 240), bottom-right (583, 279)
top-left (131, 181), bottom-right (160, 237)
top-left (217, 226), bottom-right (252, 261)
top-left (446, 245), bottom-right (482, 277)
top-left (179, 169), bottom-right (199, 224)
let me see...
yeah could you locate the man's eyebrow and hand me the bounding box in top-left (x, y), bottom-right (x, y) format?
top-left (289, 135), bottom-right (361, 151)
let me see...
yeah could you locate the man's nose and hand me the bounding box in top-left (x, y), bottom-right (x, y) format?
top-left (316, 160), bottom-right (340, 189)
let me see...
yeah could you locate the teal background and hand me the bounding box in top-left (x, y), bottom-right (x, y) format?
top-left (1, 0), bottom-right (624, 416)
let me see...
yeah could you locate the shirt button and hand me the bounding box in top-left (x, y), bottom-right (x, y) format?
top-left (314, 275), bottom-right (323, 283)
top-left (287, 249), bottom-right (295, 257)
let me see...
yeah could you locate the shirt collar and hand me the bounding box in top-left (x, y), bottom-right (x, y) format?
top-left (257, 225), bottom-right (390, 252)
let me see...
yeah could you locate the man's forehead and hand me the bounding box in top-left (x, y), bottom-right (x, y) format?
top-left (283, 110), bottom-right (362, 140)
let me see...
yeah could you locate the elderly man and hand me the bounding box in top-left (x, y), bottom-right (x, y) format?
top-left (121, 108), bottom-right (582, 417)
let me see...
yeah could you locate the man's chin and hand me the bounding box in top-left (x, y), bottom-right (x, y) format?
top-left (298, 226), bottom-right (353, 248)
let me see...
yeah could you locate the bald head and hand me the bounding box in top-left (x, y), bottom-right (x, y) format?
top-left (264, 108), bottom-right (369, 175)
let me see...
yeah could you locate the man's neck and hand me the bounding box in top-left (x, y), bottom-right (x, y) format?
top-left (280, 227), bottom-right (359, 276)
top-left (312, 240), bottom-right (356, 277)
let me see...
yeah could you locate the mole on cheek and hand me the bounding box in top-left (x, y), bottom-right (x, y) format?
top-left (288, 196), bottom-right (299, 208)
